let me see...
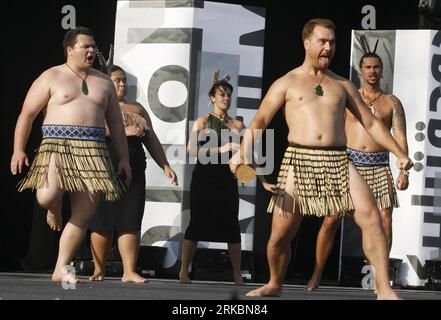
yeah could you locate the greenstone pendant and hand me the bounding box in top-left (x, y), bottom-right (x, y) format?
top-left (82, 80), bottom-right (89, 95)
top-left (315, 84), bottom-right (324, 96)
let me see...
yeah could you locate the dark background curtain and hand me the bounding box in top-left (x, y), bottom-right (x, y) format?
top-left (0, 0), bottom-right (420, 279)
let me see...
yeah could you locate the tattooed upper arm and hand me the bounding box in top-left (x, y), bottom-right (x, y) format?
top-left (391, 95), bottom-right (409, 154)
top-left (391, 95), bottom-right (406, 133)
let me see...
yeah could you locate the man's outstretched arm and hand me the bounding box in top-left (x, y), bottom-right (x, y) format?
top-left (230, 76), bottom-right (288, 173)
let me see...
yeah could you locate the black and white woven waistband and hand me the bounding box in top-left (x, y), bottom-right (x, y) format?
top-left (42, 124), bottom-right (106, 142)
top-left (347, 148), bottom-right (389, 166)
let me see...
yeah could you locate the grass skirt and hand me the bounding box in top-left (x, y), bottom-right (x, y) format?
top-left (356, 165), bottom-right (398, 210)
top-left (17, 138), bottom-right (123, 201)
top-left (267, 144), bottom-right (354, 217)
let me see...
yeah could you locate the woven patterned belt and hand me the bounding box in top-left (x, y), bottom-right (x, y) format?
top-left (347, 148), bottom-right (389, 166)
top-left (42, 124), bottom-right (106, 142)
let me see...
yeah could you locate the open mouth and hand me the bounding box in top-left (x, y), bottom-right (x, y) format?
top-left (319, 55), bottom-right (330, 64)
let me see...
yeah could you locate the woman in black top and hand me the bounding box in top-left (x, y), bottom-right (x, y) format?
top-left (179, 78), bottom-right (275, 285)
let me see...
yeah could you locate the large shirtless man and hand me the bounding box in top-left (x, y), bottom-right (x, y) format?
top-left (230, 19), bottom-right (412, 299)
top-left (10, 26), bottom-right (131, 283)
top-left (305, 52), bottom-right (409, 292)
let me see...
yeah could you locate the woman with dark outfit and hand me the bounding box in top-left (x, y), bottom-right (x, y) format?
top-left (179, 75), bottom-right (275, 285)
top-left (88, 65), bottom-right (177, 283)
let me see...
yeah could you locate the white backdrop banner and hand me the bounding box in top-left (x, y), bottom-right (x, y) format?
top-left (113, 0), bottom-right (265, 275)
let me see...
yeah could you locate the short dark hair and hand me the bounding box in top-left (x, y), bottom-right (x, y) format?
top-left (359, 52), bottom-right (383, 68)
top-left (107, 64), bottom-right (125, 76)
top-left (208, 80), bottom-right (233, 97)
top-left (63, 26), bottom-right (95, 57)
top-left (302, 18), bottom-right (336, 42)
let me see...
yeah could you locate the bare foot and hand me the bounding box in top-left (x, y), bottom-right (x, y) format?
top-left (179, 277), bottom-right (192, 284)
top-left (179, 271), bottom-right (192, 284)
top-left (46, 209), bottom-right (62, 232)
top-left (234, 275), bottom-right (245, 286)
top-left (52, 267), bottom-right (80, 284)
top-left (121, 272), bottom-right (148, 284)
top-left (245, 285), bottom-right (281, 297)
top-left (234, 280), bottom-right (245, 286)
top-left (89, 272), bottom-right (105, 281)
top-left (304, 276), bottom-right (320, 292)
top-left (377, 289), bottom-right (401, 300)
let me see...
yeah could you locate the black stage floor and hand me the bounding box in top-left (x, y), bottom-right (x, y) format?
top-left (0, 272), bottom-right (440, 301)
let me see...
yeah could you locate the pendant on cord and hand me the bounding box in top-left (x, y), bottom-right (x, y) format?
top-left (315, 84), bottom-right (324, 96)
top-left (82, 80), bottom-right (89, 95)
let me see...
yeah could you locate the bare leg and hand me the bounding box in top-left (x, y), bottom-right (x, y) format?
top-left (89, 231), bottom-right (113, 281)
top-left (228, 243), bottom-right (244, 285)
top-left (378, 209), bottom-right (393, 294)
top-left (118, 231), bottom-right (148, 283)
top-left (179, 239), bottom-right (197, 284)
top-left (349, 163), bottom-right (399, 300)
top-left (36, 155), bottom-right (64, 232)
top-left (380, 208), bottom-right (393, 255)
top-left (47, 203), bottom-right (63, 232)
top-left (247, 166), bottom-right (303, 297)
top-left (305, 215), bottom-right (342, 291)
top-left (51, 191), bottom-right (99, 283)
top-left (246, 210), bottom-right (303, 297)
